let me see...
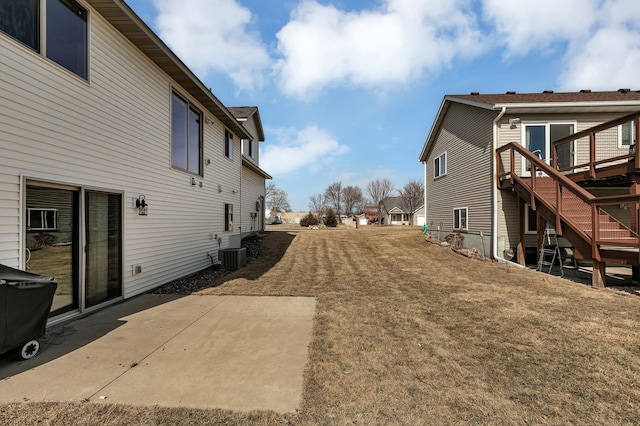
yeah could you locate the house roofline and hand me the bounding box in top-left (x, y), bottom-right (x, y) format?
top-left (242, 157), bottom-right (272, 180)
top-left (418, 94), bottom-right (640, 163)
top-left (87, 0), bottom-right (252, 140)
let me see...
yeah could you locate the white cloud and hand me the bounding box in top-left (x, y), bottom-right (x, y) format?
top-left (274, 0), bottom-right (485, 99)
top-left (153, 0), bottom-right (270, 91)
top-left (261, 125), bottom-right (349, 176)
top-left (559, 26), bottom-right (640, 90)
top-left (482, 0), bottom-right (598, 56)
top-left (481, 0), bottom-right (640, 90)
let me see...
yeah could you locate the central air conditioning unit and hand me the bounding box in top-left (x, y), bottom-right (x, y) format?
top-left (218, 248), bottom-right (247, 270)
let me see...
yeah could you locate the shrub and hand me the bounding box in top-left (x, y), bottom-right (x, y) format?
top-left (324, 208), bottom-right (338, 227)
top-left (300, 212), bottom-right (320, 227)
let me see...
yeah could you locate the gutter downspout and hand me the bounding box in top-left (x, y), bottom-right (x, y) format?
top-left (492, 107), bottom-right (525, 267)
top-left (423, 160), bottom-right (427, 228)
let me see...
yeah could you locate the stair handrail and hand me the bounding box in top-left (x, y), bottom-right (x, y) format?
top-left (497, 142), bottom-right (640, 246)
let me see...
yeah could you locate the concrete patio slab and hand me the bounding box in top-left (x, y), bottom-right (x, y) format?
top-left (0, 294), bottom-right (316, 413)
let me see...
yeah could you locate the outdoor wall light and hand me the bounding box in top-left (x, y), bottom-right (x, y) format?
top-left (218, 184), bottom-right (223, 192)
top-left (136, 195), bottom-right (148, 216)
top-left (509, 117), bottom-right (521, 128)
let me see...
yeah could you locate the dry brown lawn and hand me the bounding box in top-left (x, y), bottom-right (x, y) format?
top-left (3, 225), bottom-right (640, 425)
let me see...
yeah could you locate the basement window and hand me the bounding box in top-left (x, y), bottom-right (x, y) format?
top-left (225, 203), bottom-right (233, 232)
top-left (453, 207), bottom-right (467, 231)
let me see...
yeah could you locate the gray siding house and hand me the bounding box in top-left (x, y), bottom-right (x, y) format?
top-left (419, 91), bottom-right (640, 286)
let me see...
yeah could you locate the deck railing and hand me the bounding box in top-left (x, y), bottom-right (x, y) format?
top-left (496, 143), bottom-right (640, 259)
top-left (551, 110), bottom-right (640, 178)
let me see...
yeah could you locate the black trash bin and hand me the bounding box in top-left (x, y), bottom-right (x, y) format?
top-left (0, 264), bottom-right (58, 360)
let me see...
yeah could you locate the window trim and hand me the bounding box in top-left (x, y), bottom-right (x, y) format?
top-left (618, 121), bottom-right (636, 148)
top-left (248, 139), bottom-right (254, 159)
top-left (521, 121), bottom-right (577, 174)
top-left (224, 203), bottom-right (234, 232)
top-left (453, 207), bottom-right (468, 231)
top-left (171, 90), bottom-right (203, 176)
top-left (27, 208), bottom-right (59, 231)
top-left (225, 129), bottom-right (234, 160)
top-left (434, 152), bottom-right (447, 179)
top-left (0, 0), bottom-right (89, 80)
top-left (524, 204), bottom-right (555, 235)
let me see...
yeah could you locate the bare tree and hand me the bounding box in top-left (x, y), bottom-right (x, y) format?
top-left (342, 185), bottom-right (364, 215)
top-left (308, 193), bottom-right (326, 217)
top-left (398, 179), bottom-right (424, 225)
top-left (266, 183), bottom-right (291, 214)
top-left (366, 178), bottom-right (394, 225)
top-left (324, 182), bottom-right (343, 222)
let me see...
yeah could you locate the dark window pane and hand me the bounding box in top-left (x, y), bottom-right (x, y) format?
top-left (172, 93), bottom-right (188, 170)
top-left (188, 107), bottom-right (201, 174)
top-left (46, 0), bottom-right (87, 78)
top-left (0, 0), bottom-right (39, 51)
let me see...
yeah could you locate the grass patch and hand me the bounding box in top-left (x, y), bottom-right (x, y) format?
top-left (3, 225), bottom-right (640, 424)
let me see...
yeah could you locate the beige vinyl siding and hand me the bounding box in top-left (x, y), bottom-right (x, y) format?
top-left (0, 6), bottom-right (243, 297)
top-left (241, 168), bottom-right (265, 233)
top-left (425, 103), bottom-right (496, 236)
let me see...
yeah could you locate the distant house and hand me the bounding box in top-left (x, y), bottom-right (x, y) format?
top-left (0, 0), bottom-right (270, 321)
top-left (381, 197), bottom-right (424, 226)
top-left (419, 90), bottom-right (640, 287)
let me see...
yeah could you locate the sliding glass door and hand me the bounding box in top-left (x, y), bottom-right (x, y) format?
top-left (25, 183), bottom-right (122, 317)
top-left (85, 191), bottom-right (122, 308)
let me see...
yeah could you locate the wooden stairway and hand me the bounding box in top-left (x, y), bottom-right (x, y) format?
top-left (498, 143), bottom-right (640, 272)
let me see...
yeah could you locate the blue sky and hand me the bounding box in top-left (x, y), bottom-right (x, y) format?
top-left (125, 0), bottom-right (640, 211)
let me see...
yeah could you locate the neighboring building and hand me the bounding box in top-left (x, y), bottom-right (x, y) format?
top-left (419, 90), bottom-right (640, 287)
top-left (0, 0), bottom-right (270, 322)
top-left (381, 197), bottom-right (424, 226)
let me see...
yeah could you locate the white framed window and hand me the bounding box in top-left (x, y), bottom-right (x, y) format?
top-left (27, 208), bottom-right (58, 231)
top-left (225, 129), bottom-right (234, 160)
top-left (434, 152), bottom-right (447, 178)
top-left (453, 207), bottom-right (467, 230)
top-left (171, 91), bottom-right (202, 175)
top-left (0, 0), bottom-right (88, 79)
top-left (524, 205), bottom-right (555, 235)
top-left (248, 139), bottom-right (255, 158)
top-left (522, 121), bottom-right (576, 173)
top-left (225, 203), bottom-right (233, 232)
top-left (618, 121), bottom-right (636, 148)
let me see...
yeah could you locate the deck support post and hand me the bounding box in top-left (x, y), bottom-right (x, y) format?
top-left (592, 260), bottom-right (606, 288)
top-left (517, 197), bottom-right (526, 265)
top-left (536, 212), bottom-right (547, 266)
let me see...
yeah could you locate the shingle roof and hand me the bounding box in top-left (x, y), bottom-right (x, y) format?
top-left (450, 89), bottom-right (640, 106)
top-left (228, 106), bottom-right (265, 141)
top-left (228, 106), bottom-right (258, 120)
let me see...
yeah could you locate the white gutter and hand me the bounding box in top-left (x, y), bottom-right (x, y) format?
top-left (492, 107), bottom-right (525, 267)
top-left (423, 160), bottom-right (427, 229)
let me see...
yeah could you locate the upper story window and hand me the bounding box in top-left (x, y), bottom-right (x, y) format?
top-left (0, 0), bottom-right (88, 79)
top-left (434, 152), bottom-right (447, 178)
top-left (619, 121), bottom-right (636, 148)
top-left (171, 91), bottom-right (202, 175)
top-left (225, 129), bottom-right (234, 160)
top-left (248, 139), bottom-right (255, 158)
